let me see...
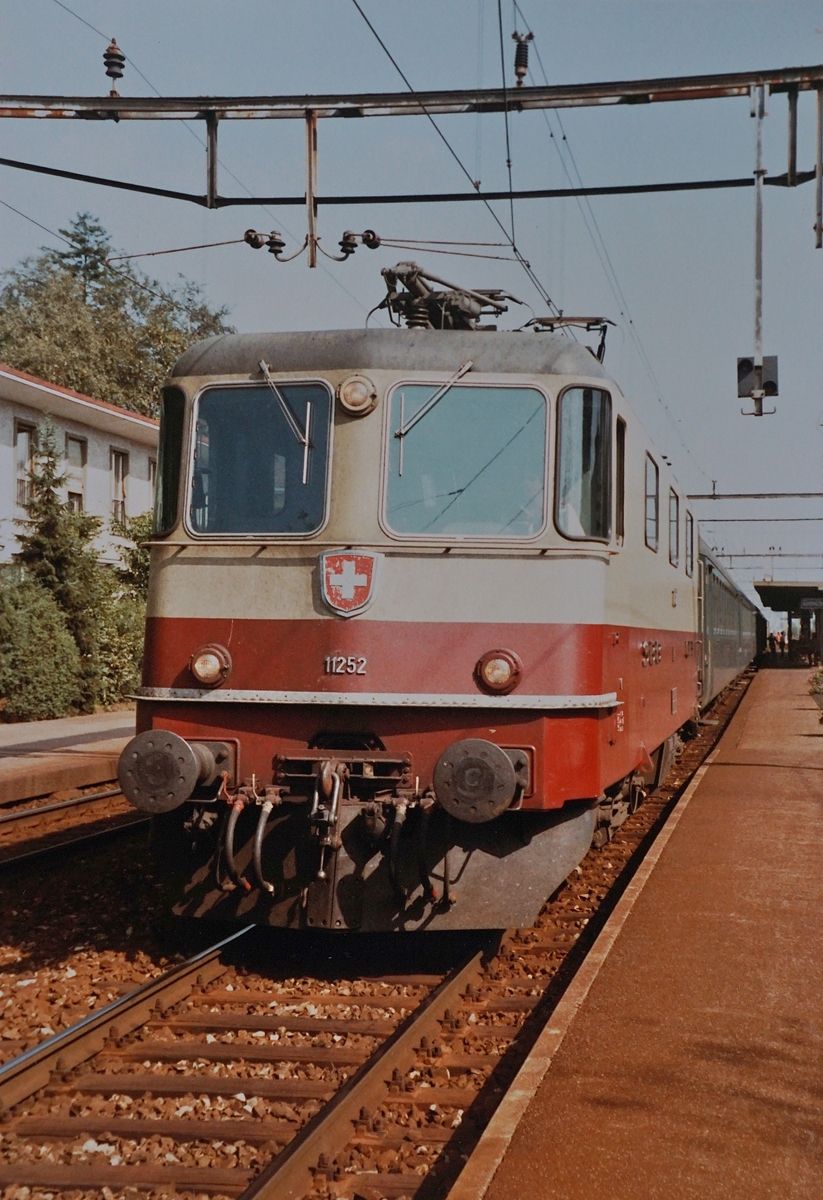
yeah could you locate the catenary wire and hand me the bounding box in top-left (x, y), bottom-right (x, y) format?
top-left (514, 0), bottom-right (710, 485)
top-left (47, 0), bottom-right (370, 316)
top-left (349, 0), bottom-right (561, 317)
top-left (0, 196), bottom-right (213, 318)
top-left (107, 238), bottom-right (244, 262)
top-left (496, 0), bottom-right (517, 245)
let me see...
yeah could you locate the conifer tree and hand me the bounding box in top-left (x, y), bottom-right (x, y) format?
top-left (15, 421), bottom-right (105, 710)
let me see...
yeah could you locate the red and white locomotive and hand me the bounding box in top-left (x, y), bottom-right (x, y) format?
top-left (119, 265), bottom-right (758, 930)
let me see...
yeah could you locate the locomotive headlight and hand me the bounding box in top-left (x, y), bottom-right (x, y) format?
top-left (189, 644), bottom-right (232, 687)
top-left (475, 649), bottom-right (522, 695)
top-left (337, 373), bottom-right (378, 415)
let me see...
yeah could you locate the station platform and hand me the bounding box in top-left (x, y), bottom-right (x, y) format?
top-left (0, 709), bottom-right (134, 803)
top-left (469, 669), bottom-right (823, 1200)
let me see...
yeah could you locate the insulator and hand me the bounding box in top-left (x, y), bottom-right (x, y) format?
top-left (512, 31), bottom-right (533, 88)
top-left (103, 38), bottom-right (125, 83)
top-left (406, 296), bottom-right (430, 328)
top-left (361, 229), bottom-right (381, 250)
top-left (244, 229), bottom-right (267, 249)
top-left (266, 231), bottom-right (286, 257)
top-left (339, 230), bottom-right (358, 258)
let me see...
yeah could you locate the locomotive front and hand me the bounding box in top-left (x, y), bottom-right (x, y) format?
top-left (120, 298), bottom-right (645, 930)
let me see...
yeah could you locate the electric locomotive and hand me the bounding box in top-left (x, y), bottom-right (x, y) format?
top-left (119, 264), bottom-right (758, 930)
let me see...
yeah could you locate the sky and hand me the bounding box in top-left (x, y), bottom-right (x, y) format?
top-left (1, 0), bottom-right (823, 620)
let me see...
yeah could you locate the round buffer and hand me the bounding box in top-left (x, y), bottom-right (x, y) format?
top-left (433, 737), bottom-right (517, 824)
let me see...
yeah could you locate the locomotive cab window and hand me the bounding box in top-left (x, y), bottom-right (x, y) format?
top-left (645, 454), bottom-right (659, 551)
top-left (669, 488), bottom-right (680, 566)
top-left (189, 382), bottom-right (332, 536)
top-left (384, 383), bottom-right (547, 538)
top-left (555, 387), bottom-right (612, 541)
top-left (154, 387), bottom-right (186, 535)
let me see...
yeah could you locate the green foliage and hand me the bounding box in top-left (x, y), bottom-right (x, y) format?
top-left (0, 212), bottom-right (232, 417)
top-left (0, 572), bottom-right (81, 721)
top-left (95, 572), bottom-right (146, 708)
top-left (11, 425), bottom-right (152, 718)
top-left (111, 511), bottom-right (153, 601)
top-left (15, 421), bottom-right (105, 711)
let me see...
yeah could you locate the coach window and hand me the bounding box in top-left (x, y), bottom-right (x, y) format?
top-left (645, 454), bottom-right (659, 551)
top-left (668, 489), bottom-right (680, 566)
top-left (615, 417), bottom-right (626, 544)
top-left (189, 382), bottom-right (332, 536)
top-left (685, 511), bottom-right (694, 576)
top-left (385, 383), bottom-right (547, 537)
top-left (153, 387), bottom-right (185, 535)
top-left (555, 387), bottom-right (612, 541)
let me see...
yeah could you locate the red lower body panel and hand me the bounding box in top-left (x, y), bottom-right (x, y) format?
top-left (139, 617), bottom-right (699, 807)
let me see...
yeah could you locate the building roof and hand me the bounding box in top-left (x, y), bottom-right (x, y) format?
top-left (0, 362), bottom-right (158, 447)
top-left (753, 581), bottom-right (823, 612)
top-left (173, 327), bottom-right (612, 380)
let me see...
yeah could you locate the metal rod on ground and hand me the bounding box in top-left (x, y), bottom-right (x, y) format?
top-left (0, 787), bottom-right (121, 825)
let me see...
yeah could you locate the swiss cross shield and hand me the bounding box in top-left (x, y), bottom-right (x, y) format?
top-left (320, 550), bottom-right (382, 617)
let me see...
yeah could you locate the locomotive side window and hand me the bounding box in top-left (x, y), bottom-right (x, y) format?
top-left (668, 488), bottom-right (680, 566)
top-left (189, 383), bottom-right (332, 536)
top-left (153, 387), bottom-right (186, 535)
top-left (685, 510), bottom-right (695, 576)
top-left (645, 454), bottom-right (659, 551)
top-left (555, 387), bottom-right (612, 541)
top-left (384, 383), bottom-right (547, 538)
top-left (615, 417), bottom-right (626, 545)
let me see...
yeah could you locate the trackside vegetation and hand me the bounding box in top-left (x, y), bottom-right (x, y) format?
top-left (0, 212), bottom-right (231, 720)
top-left (0, 423), bottom-right (148, 720)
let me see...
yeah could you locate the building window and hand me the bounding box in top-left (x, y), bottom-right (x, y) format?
top-left (66, 435), bottom-right (87, 511)
top-left (615, 417), bottom-right (626, 545)
top-left (669, 489), bottom-right (680, 566)
top-left (149, 457), bottom-right (157, 493)
top-left (685, 511), bottom-right (694, 577)
top-left (111, 449), bottom-right (128, 523)
top-left (15, 423), bottom-right (36, 510)
top-left (645, 454), bottom-right (659, 552)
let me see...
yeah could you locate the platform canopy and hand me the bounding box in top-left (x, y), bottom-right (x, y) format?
top-left (754, 581), bottom-right (823, 612)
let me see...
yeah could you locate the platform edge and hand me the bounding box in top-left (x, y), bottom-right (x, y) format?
top-left (444, 742), bottom-right (723, 1200)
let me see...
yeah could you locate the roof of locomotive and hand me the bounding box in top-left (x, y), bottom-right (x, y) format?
top-left (172, 327), bottom-right (612, 381)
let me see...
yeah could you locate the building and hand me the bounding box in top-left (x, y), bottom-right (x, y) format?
top-left (0, 363), bottom-right (158, 564)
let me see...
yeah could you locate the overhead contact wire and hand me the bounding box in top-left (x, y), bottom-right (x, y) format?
top-left (515, 0), bottom-right (709, 483)
top-left (349, 0), bottom-right (560, 315)
top-left (48, 0), bottom-right (370, 315)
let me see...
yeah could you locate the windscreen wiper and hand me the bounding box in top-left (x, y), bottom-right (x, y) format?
top-left (394, 359), bottom-right (473, 475)
top-left (259, 360), bottom-right (312, 484)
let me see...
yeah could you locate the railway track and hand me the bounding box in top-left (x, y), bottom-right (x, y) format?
top-left (0, 785), bottom-right (148, 870)
top-left (0, 674), bottom-right (751, 1200)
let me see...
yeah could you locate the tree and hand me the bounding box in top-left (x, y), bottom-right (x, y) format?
top-left (0, 212), bottom-right (232, 417)
top-left (15, 421), bottom-right (106, 711)
top-left (0, 574), bottom-right (81, 721)
top-left (111, 511), bottom-right (153, 601)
